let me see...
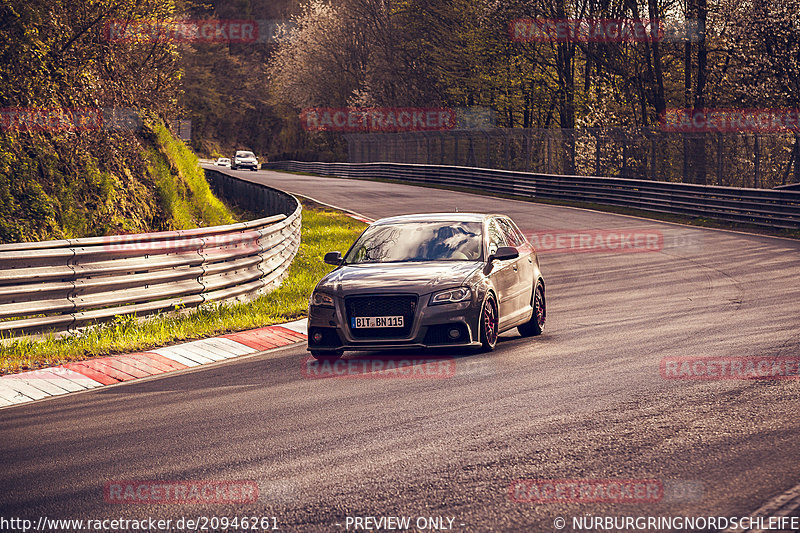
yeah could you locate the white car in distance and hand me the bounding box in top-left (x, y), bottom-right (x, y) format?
top-left (231, 151), bottom-right (259, 171)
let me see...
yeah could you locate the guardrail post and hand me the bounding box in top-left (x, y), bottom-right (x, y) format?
top-left (716, 132), bottom-right (723, 186)
top-left (621, 135), bottom-right (629, 178)
top-left (754, 134), bottom-right (761, 188)
top-left (484, 130), bottom-right (491, 168)
top-left (546, 132), bottom-right (552, 174)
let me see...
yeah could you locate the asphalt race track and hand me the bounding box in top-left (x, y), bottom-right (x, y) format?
top-left (2, 168), bottom-right (800, 532)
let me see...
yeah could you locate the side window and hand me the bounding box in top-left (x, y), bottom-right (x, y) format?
top-left (496, 218), bottom-right (522, 247)
top-left (509, 219), bottom-right (528, 246)
top-left (487, 219), bottom-right (508, 255)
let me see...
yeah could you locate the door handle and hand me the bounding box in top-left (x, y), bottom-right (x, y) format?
top-left (513, 265), bottom-right (518, 272)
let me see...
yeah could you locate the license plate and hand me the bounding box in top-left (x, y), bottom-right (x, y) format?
top-left (351, 316), bottom-right (404, 328)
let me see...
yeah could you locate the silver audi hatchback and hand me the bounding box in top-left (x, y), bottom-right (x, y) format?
top-left (307, 213), bottom-right (546, 361)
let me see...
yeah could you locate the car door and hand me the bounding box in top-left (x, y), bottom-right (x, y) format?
top-left (486, 218), bottom-right (519, 330)
top-left (496, 217), bottom-right (535, 325)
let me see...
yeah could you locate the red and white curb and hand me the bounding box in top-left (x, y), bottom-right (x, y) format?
top-left (0, 319), bottom-right (308, 408)
top-left (0, 194), bottom-right (370, 410)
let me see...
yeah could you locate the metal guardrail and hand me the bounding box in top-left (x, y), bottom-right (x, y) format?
top-left (0, 170), bottom-right (301, 336)
top-left (265, 161), bottom-right (800, 230)
top-left (343, 128), bottom-right (800, 189)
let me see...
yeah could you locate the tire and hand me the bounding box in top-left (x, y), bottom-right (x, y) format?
top-left (251, 167), bottom-right (257, 171)
top-left (518, 284), bottom-right (545, 337)
top-left (479, 294), bottom-right (499, 352)
top-left (310, 350), bottom-right (343, 362)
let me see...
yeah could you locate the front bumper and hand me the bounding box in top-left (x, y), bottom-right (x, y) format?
top-left (307, 294), bottom-right (481, 352)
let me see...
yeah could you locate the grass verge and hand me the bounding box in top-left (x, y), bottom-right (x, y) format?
top-left (148, 121), bottom-right (237, 229)
top-left (0, 199), bottom-right (366, 375)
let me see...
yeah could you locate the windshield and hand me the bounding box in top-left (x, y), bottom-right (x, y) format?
top-left (236, 152), bottom-right (255, 158)
top-left (344, 222), bottom-right (483, 264)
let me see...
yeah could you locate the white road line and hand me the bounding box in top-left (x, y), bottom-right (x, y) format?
top-left (289, 192), bottom-right (374, 223)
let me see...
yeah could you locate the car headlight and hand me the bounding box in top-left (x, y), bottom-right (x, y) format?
top-left (310, 292), bottom-right (334, 307)
top-left (430, 287), bottom-right (471, 305)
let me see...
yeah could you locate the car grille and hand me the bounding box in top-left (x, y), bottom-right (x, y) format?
top-left (345, 295), bottom-right (417, 338)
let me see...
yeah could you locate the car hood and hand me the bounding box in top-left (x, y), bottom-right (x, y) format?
top-left (319, 261), bottom-right (482, 295)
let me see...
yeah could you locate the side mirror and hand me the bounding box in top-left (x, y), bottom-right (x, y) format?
top-left (324, 251), bottom-right (343, 266)
top-left (491, 246), bottom-right (519, 262)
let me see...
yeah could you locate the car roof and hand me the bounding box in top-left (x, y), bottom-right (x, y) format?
top-left (371, 213), bottom-right (496, 225)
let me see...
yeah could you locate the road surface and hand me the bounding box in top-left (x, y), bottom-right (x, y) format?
top-left (2, 168), bottom-right (800, 532)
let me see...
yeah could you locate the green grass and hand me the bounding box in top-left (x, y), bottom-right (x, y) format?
top-left (0, 122), bottom-right (239, 243)
top-left (149, 121), bottom-right (236, 229)
top-left (0, 199), bottom-right (366, 375)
